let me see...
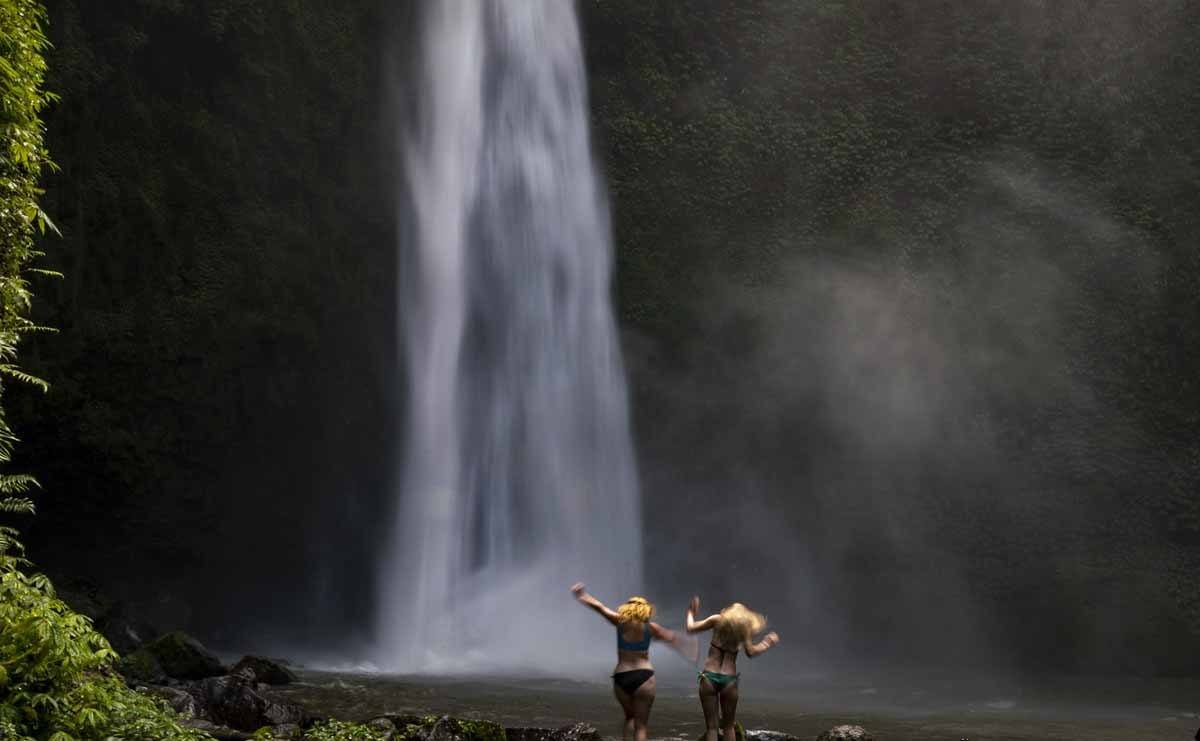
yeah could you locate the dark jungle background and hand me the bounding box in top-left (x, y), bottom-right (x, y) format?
top-left (16, 0), bottom-right (1200, 677)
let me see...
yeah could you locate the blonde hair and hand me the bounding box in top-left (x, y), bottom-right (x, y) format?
top-left (715, 602), bottom-right (767, 644)
top-left (616, 596), bottom-right (655, 624)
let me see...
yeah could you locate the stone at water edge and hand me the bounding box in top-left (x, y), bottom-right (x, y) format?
top-left (745, 731), bottom-right (799, 741)
top-left (267, 723), bottom-right (304, 739)
top-left (367, 717), bottom-right (398, 739)
top-left (182, 719), bottom-right (254, 741)
top-left (138, 685), bottom-right (198, 717)
top-left (505, 722), bottom-right (602, 741)
top-left (232, 655), bottom-right (299, 685)
top-left (191, 674), bottom-right (308, 731)
top-left (144, 630), bottom-right (226, 679)
top-left (815, 726), bottom-right (874, 741)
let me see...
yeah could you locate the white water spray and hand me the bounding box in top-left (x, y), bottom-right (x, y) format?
top-left (377, 0), bottom-right (642, 672)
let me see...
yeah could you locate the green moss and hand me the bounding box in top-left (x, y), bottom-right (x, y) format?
top-left (303, 719), bottom-right (388, 741)
top-left (117, 647), bottom-right (165, 683)
top-left (445, 718), bottom-right (507, 741)
top-left (385, 714), bottom-right (506, 741)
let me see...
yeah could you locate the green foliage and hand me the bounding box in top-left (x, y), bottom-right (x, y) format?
top-left (0, 555), bottom-right (213, 739)
top-left (302, 719), bottom-right (387, 741)
top-left (0, 0), bottom-right (54, 559)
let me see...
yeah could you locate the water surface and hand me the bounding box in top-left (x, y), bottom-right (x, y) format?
top-left (267, 669), bottom-right (1200, 741)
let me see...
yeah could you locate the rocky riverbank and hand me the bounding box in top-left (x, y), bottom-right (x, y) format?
top-left (114, 633), bottom-right (867, 741)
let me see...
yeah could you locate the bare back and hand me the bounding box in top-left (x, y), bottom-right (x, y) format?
top-left (615, 620), bottom-right (654, 672)
top-left (702, 634), bottom-right (741, 674)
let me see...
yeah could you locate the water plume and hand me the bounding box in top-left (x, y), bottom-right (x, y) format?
top-left (377, 0), bottom-right (642, 673)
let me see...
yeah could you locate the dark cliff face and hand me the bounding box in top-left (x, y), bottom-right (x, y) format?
top-left (584, 0), bottom-right (1200, 673)
top-left (21, 0), bottom-right (404, 646)
top-left (15, 0), bottom-right (1200, 672)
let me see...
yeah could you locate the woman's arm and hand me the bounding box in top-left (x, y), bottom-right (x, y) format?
top-left (651, 621), bottom-right (700, 662)
top-left (570, 582), bottom-right (621, 626)
top-left (649, 621), bottom-right (676, 643)
top-left (686, 595), bottom-right (721, 634)
top-left (744, 631), bottom-right (781, 657)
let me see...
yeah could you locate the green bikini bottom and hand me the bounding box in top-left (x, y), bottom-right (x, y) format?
top-left (698, 670), bottom-right (740, 692)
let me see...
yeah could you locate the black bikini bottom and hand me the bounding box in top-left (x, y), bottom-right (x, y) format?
top-left (612, 669), bottom-right (654, 695)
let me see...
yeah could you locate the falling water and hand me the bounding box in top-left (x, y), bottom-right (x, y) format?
top-left (377, 0), bottom-right (642, 672)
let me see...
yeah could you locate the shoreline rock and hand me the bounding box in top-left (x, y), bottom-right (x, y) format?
top-left (816, 726), bottom-right (874, 741)
top-left (233, 655), bottom-right (299, 685)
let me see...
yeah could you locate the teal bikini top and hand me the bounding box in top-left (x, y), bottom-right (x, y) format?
top-left (617, 623), bottom-right (651, 651)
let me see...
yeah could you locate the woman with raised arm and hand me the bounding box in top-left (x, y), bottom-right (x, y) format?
top-left (686, 596), bottom-right (781, 741)
top-left (571, 582), bottom-right (678, 741)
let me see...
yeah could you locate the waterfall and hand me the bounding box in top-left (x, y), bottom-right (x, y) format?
top-left (377, 0), bottom-right (642, 672)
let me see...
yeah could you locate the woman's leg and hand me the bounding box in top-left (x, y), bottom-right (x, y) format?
top-left (698, 677), bottom-right (720, 741)
top-left (613, 682), bottom-right (636, 741)
top-left (718, 684), bottom-right (739, 741)
top-left (631, 674), bottom-right (657, 741)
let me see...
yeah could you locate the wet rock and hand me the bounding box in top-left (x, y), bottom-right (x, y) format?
top-left (182, 718), bottom-right (254, 740)
top-left (367, 717), bottom-right (397, 739)
top-left (118, 647), bottom-right (167, 685)
top-left (232, 655), bottom-right (298, 685)
top-left (145, 631), bottom-right (226, 680)
top-left (140, 684), bottom-right (199, 716)
top-left (194, 674), bottom-right (307, 731)
top-left (269, 723), bottom-right (304, 739)
top-left (815, 726), bottom-right (874, 741)
top-left (746, 731), bottom-right (799, 741)
top-left (505, 723), bottom-right (601, 741)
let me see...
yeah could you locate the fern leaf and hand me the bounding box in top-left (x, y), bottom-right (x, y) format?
top-left (0, 474), bottom-right (38, 493)
top-left (0, 365), bottom-right (48, 392)
top-left (0, 497), bottom-right (34, 515)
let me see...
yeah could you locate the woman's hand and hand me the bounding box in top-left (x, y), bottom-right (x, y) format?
top-left (570, 582), bottom-right (587, 601)
top-left (689, 595), bottom-right (700, 615)
top-left (747, 631), bottom-right (781, 657)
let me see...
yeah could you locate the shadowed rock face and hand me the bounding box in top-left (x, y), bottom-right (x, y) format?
top-left (189, 674), bottom-right (308, 731)
top-left (144, 631), bottom-right (226, 680)
top-left (232, 655), bottom-right (298, 685)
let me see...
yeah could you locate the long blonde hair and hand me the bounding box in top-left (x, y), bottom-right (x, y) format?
top-left (617, 596), bottom-right (655, 624)
top-left (715, 602), bottom-right (767, 644)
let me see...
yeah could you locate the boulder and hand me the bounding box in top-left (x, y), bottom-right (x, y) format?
top-left (815, 727), bottom-right (874, 741)
top-left (140, 685), bottom-right (199, 717)
top-left (145, 631), bottom-right (226, 680)
top-left (746, 732), bottom-right (799, 741)
top-left (367, 717), bottom-right (397, 739)
top-left (182, 719), bottom-right (254, 740)
top-left (192, 674), bottom-right (307, 731)
top-left (505, 723), bottom-right (601, 741)
top-left (268, 723), bottom-right (303, 739)
top-left (232, 655), bottom-right (298, 685)
top-left (118, 648), bottom-right (167, 685)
